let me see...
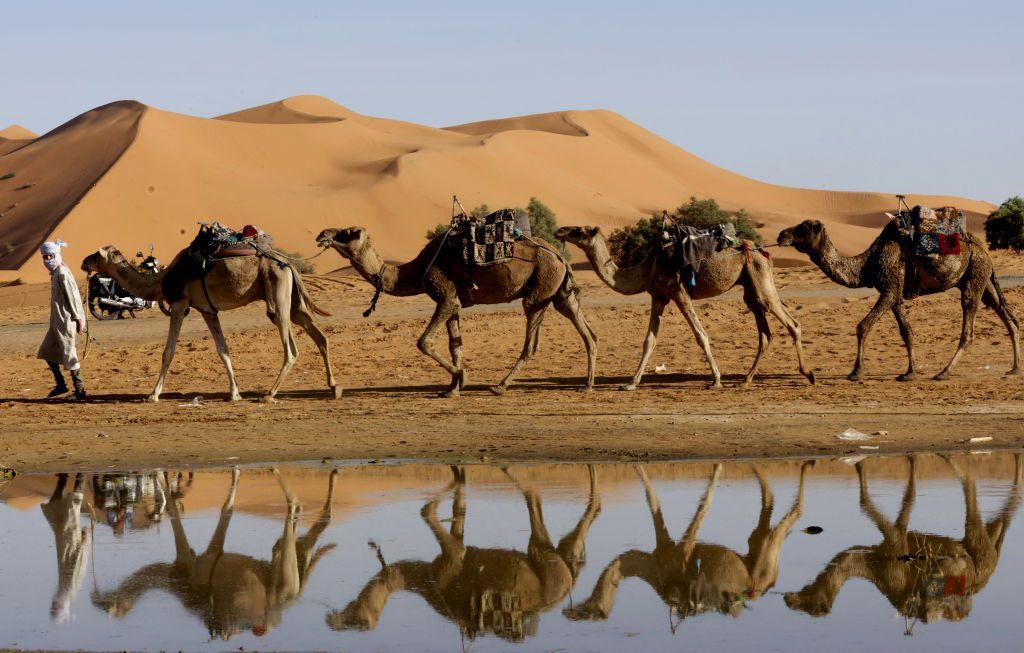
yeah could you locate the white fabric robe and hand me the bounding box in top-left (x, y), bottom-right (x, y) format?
top-left (37, 264), bottom-right (85, 371)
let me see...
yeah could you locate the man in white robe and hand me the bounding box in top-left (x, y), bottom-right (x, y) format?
top-left (36, 240), bottom-right (87, 399)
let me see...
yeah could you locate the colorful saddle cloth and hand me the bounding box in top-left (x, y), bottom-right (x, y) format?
top-left (912, 206), bottom-right (966, 256)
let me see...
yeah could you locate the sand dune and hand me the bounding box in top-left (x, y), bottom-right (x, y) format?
top-left (0, 94), bottom-right (994, 284)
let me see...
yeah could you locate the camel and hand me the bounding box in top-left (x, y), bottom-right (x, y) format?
top-left (777, 219), bottom-right (1021, 381)
top-left (555, 226), bottom-right (813, 389)
top-left (81, 246), bottom-right (339, 402)
top-left (327, 464), bottom-right (601, 642)
top-left (564, 461), bottom-right (810, 628)
top-left (785, 454), bottom-right (1022, 629)
top-left (316, 227), bottom-right (596, 396)
top-left (91, 467), bottom-right (338, 640)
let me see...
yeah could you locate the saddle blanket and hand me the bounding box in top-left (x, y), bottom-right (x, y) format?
top-left (457, 209), bottom-right (519, 266)
top-left (912, 206), bottom-right (966, 256)
top-left (189, 222), bottom-right (273, 260)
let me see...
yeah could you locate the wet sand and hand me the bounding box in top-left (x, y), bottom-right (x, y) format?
top-left (1, 264), bottom-right (1023, 472)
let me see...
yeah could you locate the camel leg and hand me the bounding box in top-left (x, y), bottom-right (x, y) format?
top-left (891, 301), bottom-right (919, 382)
top-left (764, 295), bottom-right (814, 384)
top-left (934, 275), bottom-right (986, 380)
top-left (624, 295), bottom-right (669, 391)
top-left (264, 276), bottom-right (298, 401)
top-left (556, 465), bottom-right (602, 570)
top-left (849, 292), bottom-right (896, 381)
top-left (441, 315), bottom-right (467, 398)
top-left (200, 312), bottom-right (242, 401)
top-left (491, 298), bottom-right (550, 395)
top-left (296, 469), bottom-right (339, 583)
top-left (673, 292), bottom-right (721, 389)
top-left (417, 301), bottom-right (463, 396)
top-left (148, 306), bottom-right (187, 403)
top-left (982, 281), bottom-right (1022, 375)
top-left (635, 465), bottom-right (672, 550)
top-left (292, 306), bottom-right (342, 399)
top-left (553, 290), bottom-right (597, 391)
top-left (742, 297), bottom-right (773, 387)
top-left (269, 468), bottom-right (301, 603)
top-left (678, 463), bottom-right (723, 560)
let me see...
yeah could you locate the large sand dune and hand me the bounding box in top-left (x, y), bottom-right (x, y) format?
top-left (0, 94), bottom-right (994, 283)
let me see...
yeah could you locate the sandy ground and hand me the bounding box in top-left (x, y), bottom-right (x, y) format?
top-left (2, 258), bottom-right (1023, 473)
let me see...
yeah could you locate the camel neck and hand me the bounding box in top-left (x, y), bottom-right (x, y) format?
top-left (106, 259), bottom-right (165, 301)
top-left (585, 236), bottom-right (652, 295)
top-left (811, 232), bottom-right (870, 288)
top-left (347, 242), bottom-right (422, 297)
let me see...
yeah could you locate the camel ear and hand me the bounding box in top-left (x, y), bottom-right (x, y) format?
top-left (587, 226), bottom-right (601, 236)
top-left (885, 212), bottom-right (895, 220)
top-left (810, 221), bottom-right (822, 234)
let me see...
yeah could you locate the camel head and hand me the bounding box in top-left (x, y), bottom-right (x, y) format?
top-left (326, 602), bottom-right (377, 632)
top-left (555, 226), bottom-right (601, 248)
top-left (81, 246), bottom-right (128, 275)
top-left (783, 588), bottom-right (832, 617)
top-left (317, 227), bottom-right (368, 260)
top-left (777, 220), bottom-right (825, 254)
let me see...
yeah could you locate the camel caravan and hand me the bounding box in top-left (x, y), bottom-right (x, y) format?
top-left (76, 196), bottom-right (1020, 401)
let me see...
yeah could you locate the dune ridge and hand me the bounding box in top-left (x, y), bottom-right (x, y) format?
top-left (0, 95), bottom-right (994, 283)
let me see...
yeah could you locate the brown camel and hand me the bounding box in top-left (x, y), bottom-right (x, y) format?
top-left (327, 464), bottom-right (601, 642)
top-left (777, 219), bottom-right (1021, 381)
top-left (81, 246), bottom-right (339, 401)
top-left (785, 454), bottom-right (1022, 629)
top-left (316, 227), bottom-right (597, 396)
top-left (555, 226), bottom-right (813, 388)
top-left (564, 461), bottom-right (810, 628)
top-left (91, 467), bottom-right (338, 640)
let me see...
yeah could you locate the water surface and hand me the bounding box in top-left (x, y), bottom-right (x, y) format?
top-left (0, 454), bottom-right (1021, 652)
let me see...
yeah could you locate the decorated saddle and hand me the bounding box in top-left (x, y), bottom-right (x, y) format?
top-left (893, 205), bottom-right (967, 257)
top-left (451, 208), bottom-right (529, 266)
top-left (188, 222), bottom-right (274, 260)
top-left (661, 221), bottom-right (742, 285)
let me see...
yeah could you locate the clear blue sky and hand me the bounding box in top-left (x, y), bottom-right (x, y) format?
top-left (3, 1), bottom-right (1020, 203)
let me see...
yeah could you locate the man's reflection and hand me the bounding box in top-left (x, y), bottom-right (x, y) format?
top-left (42, 473), bottom-right (91, 623)
top-left (784, 454), bottom-right (1022, 631)
top-left (565, 462), bottom-right (811, 630)
top-left (91, 467), bottom-right (337, 640)
top-left (327, 465), bottom-right (601, 642)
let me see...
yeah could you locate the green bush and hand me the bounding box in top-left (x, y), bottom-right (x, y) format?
top-left (425, 223), bottom-right (450, 240)
top-left (607, 196), bottom-right (760, 266)
top-left (984, 196), bottom-right (1024, 251)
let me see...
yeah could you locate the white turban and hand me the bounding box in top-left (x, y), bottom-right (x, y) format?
top-left (39, 240), bottom-right (67, 272)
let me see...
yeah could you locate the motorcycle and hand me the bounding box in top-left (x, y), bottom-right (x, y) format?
top-left (87, 245), bottom-right (172, 320)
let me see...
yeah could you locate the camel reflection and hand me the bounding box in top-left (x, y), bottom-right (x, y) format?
top-left (327, 465), bottom-right (601, 642)
top-left (90, 471), bottom-right (193, 535)
top-left (785, 455), bottom-right (1022, 630)
top-left (565, 462), bottom-right (810, 629)
top-left (42, 473), bottom-right (92, 623)
top-left (91, 468), bottom-right (337, 640)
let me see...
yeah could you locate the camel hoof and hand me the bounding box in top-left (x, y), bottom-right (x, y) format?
top-left (806, 371), bottom-right (816, 385)
top-left (1006, 367), bottom-right (1024, 377)
top-left (847, 372), bottom-right (864, 382)
top-left (146, 394), bottom-right (160, 403)
top-left (489, 385), bottom-right (507, 396)
top-left (260, 394), bottom-right (279, 403)
top-left (741, 379), bottom-right (754, 389)
top-left (706, 381), bottom-right (723, 390)
top-left (896, 372), bottom-right (917, 382)
top-left (581, 384), bottom-right (595, 393)
top-left (620, 383), bottom-right (638, 392)
top-left (331, 385), bottom-right (344, 400)
top-left (438, 388), bottom-right (460, 398)
top-left (933, 371), bottom-right (951, 381)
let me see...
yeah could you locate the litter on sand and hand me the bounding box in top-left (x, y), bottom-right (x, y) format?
top-left (178, 395), bottom-right (205, 407)
top-left (0, 468), bottom-right (16, 480)
top-left (859, 445), bottom-right (880, 450)
top-left (968, 436), bottom-right (993, 444)
top-left (971, 450), bottom-right (992, 455)
top-left (836, 428), bottom-right (871, 441)
top-left (654, 363), bottom-right (668, 373)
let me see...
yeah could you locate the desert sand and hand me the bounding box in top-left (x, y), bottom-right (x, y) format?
top-left (0, 95), bottom-right (995, 286)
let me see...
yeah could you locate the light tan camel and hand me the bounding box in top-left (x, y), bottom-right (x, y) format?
top-left (81, 246), bottom-right (339, 402)
top-left (777, 220), bottom-right (1021, 381)
top-left (565, 461), bottom-right (810, 628)
top-left (316, 227), bottom-right (596, 396)
top-left (91, 467), bottom-right (338, 640)
top-left (327, 465), bottom-right (601, 642)
top-left (785, 454), bottom-right (1022, 628)
top-left (556, 226), bottom-right (813, 389)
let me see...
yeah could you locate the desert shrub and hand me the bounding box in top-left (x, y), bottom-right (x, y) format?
top-left (425, 223), bottom-right (450, 240)
top-left (607, 196), bottom-right (760, 266)
top-left (0, 172), bottom-right (14, 180)
top-left (984, 196), bottom-right (1024, 251)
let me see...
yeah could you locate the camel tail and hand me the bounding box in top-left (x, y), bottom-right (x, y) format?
top-left (292, 265), bottom-right (331, 317)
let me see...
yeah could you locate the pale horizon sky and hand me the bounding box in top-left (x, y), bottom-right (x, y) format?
top-left (3, 1), bottom-right (1021, 203)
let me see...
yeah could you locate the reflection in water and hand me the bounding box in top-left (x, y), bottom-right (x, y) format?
top-left (565, 462), bottom-right (809, 629)
top-left (784, 455), bottom-right (1023, 632)
top-left (42, 473), bottom-right (91, 623)
top-left (91, 468), bottom-right (336, 640)
top-left (1, 454), bottom-right (1023, 651)
top-left (328, 465), bottom-right (601, 642)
